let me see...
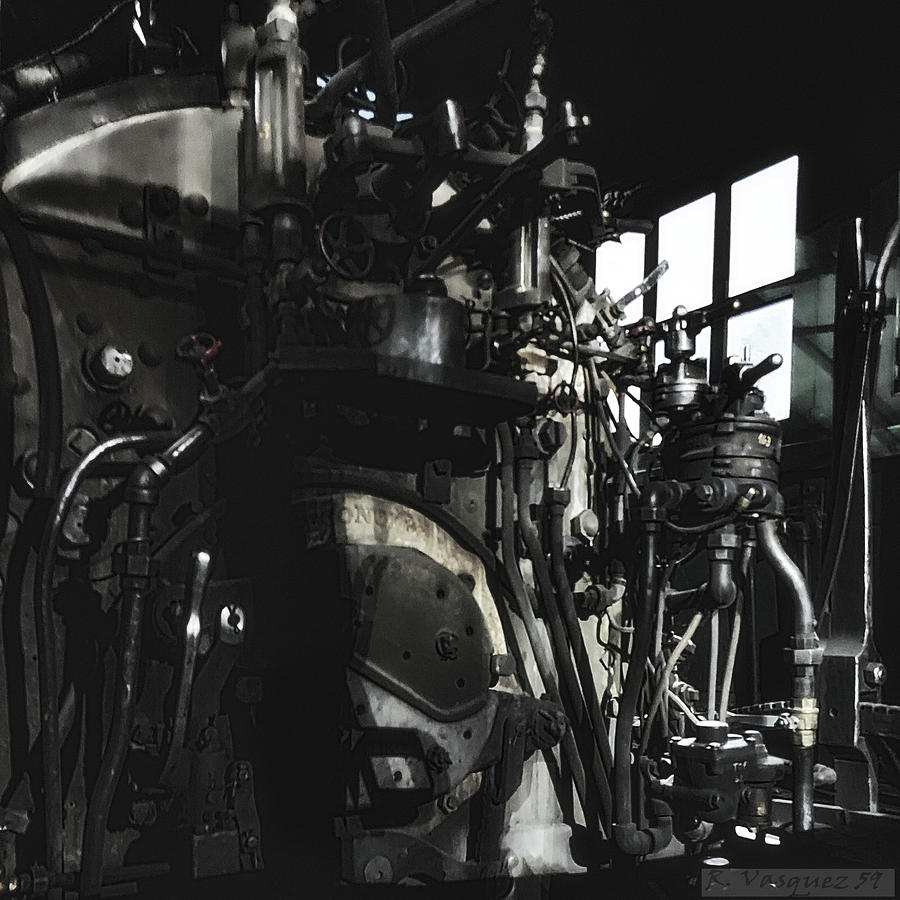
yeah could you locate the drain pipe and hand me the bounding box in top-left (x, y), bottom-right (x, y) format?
top-left (757, 518), bottom-right (821, 834)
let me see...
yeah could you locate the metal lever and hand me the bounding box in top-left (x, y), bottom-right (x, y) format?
top-left (614, 260), bottom-right (669, 314)
top-left (740, 353), bottom-right (783, 391)
top-left (159, 549), bottom-right (213, 786)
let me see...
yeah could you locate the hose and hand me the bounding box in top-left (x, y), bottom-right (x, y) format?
top-left (32, 432), bottom-right (174, 875)
top-left (516, 456), bottom-right (613, 832)
top-left (0, 188), bottom-right (62, 499)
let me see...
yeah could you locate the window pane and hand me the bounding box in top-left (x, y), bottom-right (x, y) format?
top-left (595, 233), bottom-right (646, 308)
top-left (656, 193), bottom-right (716, 320)
top-left (729, 156), bottom-right (798, 296)
top-left (726, 298), bottom-right (794, 421)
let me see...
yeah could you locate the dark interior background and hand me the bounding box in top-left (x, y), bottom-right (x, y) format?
top-left (2, 2), bottom-right (899, 895)
top-left (2, 0), bottom-right (898, 222)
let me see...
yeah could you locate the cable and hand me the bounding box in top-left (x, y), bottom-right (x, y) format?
top-left (638, 609), bottom-right (705, 757)
top-left (0, 1), bottom-right (131, 77)
top-left (664, 515), bottom-right (736, 535)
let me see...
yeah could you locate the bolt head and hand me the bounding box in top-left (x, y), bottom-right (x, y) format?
top-left (864, 661), bottom-right (887, 687)
top-left (571, 508), bottom-right (600, 541)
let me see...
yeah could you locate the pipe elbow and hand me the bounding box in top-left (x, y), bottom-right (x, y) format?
top-left (125, 457), bottom-right (168, 506)
top-left (644, 480), bottom-right (687, 514)
top-left (707, 560), bottom-right (737, 608)
top-left (613, 822), bottom-right (653, 856)
top-left (613, 818), bottom-right (672, 856)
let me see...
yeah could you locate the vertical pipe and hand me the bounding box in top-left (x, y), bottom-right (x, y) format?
top-left (496, 425), bottom-right (592, 827)
top-left (613, 524), bottom-right (657, 854)
top-left (548, 500), bottom-right (614, 774)
top-left (81, 502), bottom-right (154, 897)
top-left (517, 457), bottom-right (612, 831)
top-left (707, 610), bottom-right (719, 720)
top-left (756, 518), bottom-right (818, 834)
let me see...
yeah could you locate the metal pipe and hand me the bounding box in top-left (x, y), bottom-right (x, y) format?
top-left (364, 0), bottom-right (399, 126)
top-left (32, 432), bottom-right (173, 875)
top-left (756, 519), bottom-right (814, 638)
top-left (81, 366), bottom-right (276, 895)
top-left (306, 0), bottom-right (502, 121)
top-left (497, 424), bottom-right (589, 827)
top-left (159, 550), bottom-right (213, 786)
top-left (548, 497), bottom-right (615, 775)
top-left (80, 502), bottom-right (156, 897)
top-left (707, 610), bottom-right (719, 720)
top-left (870, 218), bottom-right (900, 298)
top-left (613, 523), bottom-right (658, 855)
top-left (516, 457), bottom-right (613, 832)
top-left (757, 517), bottom-right (818, 834)
top-left (638, 610), bottom-right (705, 758)
top-left (718, 543), bottom-right (752, 722)
top-left (81, 428), bottom-right (213, 897)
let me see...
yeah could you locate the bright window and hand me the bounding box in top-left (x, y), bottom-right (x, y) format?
top-left (728, 156), bottom-right (798, 296)
top-left (595, 232), bottom-right (646, 307)
top-left (656, 193), bottom-right (716, 318)
top-left (726, 297), bottom-right (794, 420)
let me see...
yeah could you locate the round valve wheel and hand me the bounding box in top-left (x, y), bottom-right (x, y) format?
top-left (318, 213), bottom-right (375, 280)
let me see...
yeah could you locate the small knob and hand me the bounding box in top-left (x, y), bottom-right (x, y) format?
top-left (87, 345), bottom-right (134, 390)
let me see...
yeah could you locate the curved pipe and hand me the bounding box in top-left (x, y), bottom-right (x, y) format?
top-left (32, 432), bottom-right (174, 874)
top-left (81, 427), bottom-right (211, 897)
top-left (708, 559), bottom-right (737, 607)
top-left (870, 218), bottom-right (900, 298)
top-left (757, 517), bottom-right (818, 835)
top-left (0, 188), bottom-right (62, 499)
top-left (756, 519), bottom-right (814, 637)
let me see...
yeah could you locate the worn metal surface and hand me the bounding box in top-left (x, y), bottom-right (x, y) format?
top-left (345, 544), bottom-right (493, 722)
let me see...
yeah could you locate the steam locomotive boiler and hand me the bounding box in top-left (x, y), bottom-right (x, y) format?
top-left (0, 1), bottom-right (898, 898)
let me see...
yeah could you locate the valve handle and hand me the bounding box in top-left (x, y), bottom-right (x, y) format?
top-left (740, 353), bottom-right (783, 391)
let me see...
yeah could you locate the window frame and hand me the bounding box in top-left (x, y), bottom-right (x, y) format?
top-left (642, 153), bottom-right (801, 396)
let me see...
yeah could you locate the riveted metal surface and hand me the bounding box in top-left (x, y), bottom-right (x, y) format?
top-left (345, 545), bottom-right (493, 722)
